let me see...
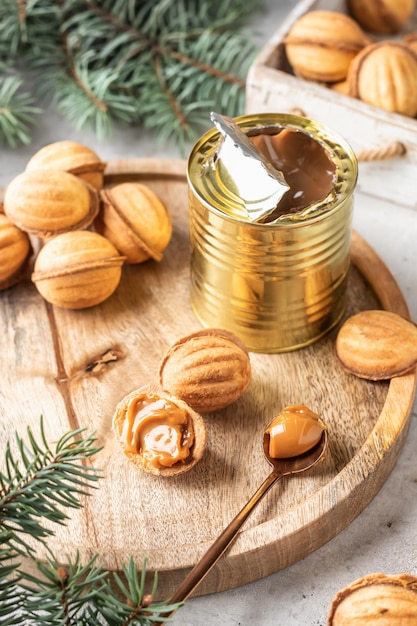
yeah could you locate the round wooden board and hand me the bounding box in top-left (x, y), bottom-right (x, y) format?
top-left (1, 158), bottom-right (416, 600)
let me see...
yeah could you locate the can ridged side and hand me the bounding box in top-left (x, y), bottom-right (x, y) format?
top-left (188, 114), bottom-right (357, 353)
top-left (189, 190), bottom-right (353, 352)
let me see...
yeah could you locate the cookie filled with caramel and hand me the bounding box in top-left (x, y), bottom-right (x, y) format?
top-left (112, 384), bottom-right (206, 476)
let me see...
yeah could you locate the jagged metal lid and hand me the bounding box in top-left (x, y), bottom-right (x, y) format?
top-left (210, 112), bottom-right (289, 222)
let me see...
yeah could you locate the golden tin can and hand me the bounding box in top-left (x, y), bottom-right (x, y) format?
top-left (187, 113), bottom-right (358, 353)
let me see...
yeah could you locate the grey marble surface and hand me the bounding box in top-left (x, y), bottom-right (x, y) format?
top-left (2, 1), bottom-right (417, 625)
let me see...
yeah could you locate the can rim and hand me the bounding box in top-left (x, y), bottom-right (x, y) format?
top-left (187, 113), bottom-right (358, 227)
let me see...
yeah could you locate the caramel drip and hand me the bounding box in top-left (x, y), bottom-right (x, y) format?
top-left (266, 405), bottom-right (326, 459)
top-left (121, 394), bottom-right (194, 468)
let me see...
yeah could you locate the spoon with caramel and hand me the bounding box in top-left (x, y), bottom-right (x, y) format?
top-left (156, 405), bottom-right (328, 624)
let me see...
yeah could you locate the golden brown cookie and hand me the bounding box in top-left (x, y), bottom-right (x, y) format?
top-left (112, 384), bottom-right (206, 477)
top-left (335, 309), bottom-right (417, 380)
top-left (159, 328), bottom-right (251, 413)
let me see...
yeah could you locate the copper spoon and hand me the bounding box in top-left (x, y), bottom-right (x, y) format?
top-left (155, 426), bottom-right (328, 624)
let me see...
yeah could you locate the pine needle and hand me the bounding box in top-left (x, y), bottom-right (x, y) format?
top-left (0, 0), bottom-right (259, 147)
top-left (0, 75), bottom-right (41, 147)
top-left (0, 416), bottom-right (179, 624)
top-left (0, 417), bottom-right (101, 556)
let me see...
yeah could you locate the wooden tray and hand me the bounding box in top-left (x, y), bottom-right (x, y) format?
top-left (1, 158), bottom-right (416, 600)
top-left (245, 0), bottom-right (417, 211)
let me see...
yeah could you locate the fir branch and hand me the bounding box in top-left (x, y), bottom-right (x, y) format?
top-left (0, 0), bottom-right (26, 56)
top-left (0, 75), bottom-right (41, 147)
top-left (0, 418), bottom-right (180, 625)
top-left (152, 53), bottom-right (189, 132)
top-left (0, 0), bottom-right (259, 146)
top-left (0, 549), bottom-right (24, 626)
top-left (0, 0), bottom-right (61, 59)
top-left (163, 47), bottom-right (245, 88)
top-left (0, 417), bottom-right (101, 557)
top-left (94, 557), bottom-right (181, 626)
top-left (21, 552), bottom-right (109, 624)
top-left (50, 60), bottom-right (140, 137)
top-left (20, 553), bottom-right (181, 625)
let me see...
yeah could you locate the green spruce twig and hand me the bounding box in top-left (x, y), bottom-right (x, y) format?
top-left (0, 417), bottom-right (100, 556)
top-left (0, 417), bottom-right (181, 624)
top-left (0, 75), bottom-right (41, 147)
top-left (0, 548), bottom-right (24, 625)
top-left (0, 0), bottom-right (259, 147)
top-left (20, 553), bottom-right (181, 625)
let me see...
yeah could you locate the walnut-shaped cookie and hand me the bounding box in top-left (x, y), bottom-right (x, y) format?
top-left (328, 572), bottom-right (417, 625)
top-left (159, 328), bottom-right (252, 413)
top-left (335, 309), bottom-right (417, 380)
top-left (112, 384), bottom-right (206, 477)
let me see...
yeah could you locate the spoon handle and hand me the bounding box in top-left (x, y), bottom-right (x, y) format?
top-left (157, 469), bottom-right (282, 623)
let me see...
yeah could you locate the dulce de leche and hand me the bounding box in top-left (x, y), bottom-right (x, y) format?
top-left (112, 385), bottom-right (207, 476)
top-left (266, 405), bottom-right (327, 459)
top-left (250, 128), bottom-right (336, 220)
top-left (121, 393), bottom-right (194, 468)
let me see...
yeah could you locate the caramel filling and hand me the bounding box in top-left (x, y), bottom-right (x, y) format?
top-left (266, 405), bottom-right (326, 459)
top-left (250, 129), bottom-right (336, 220)
top-left (120, 394), bottom-right (195, 469)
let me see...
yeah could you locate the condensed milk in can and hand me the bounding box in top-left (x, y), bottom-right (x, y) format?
top-left (187, 113), bottom-right (358, 353)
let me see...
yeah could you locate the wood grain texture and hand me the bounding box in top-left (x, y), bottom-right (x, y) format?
top-left (0, 158), bottom-right (415, 600)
